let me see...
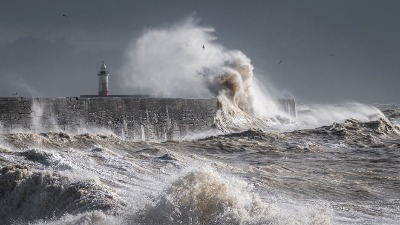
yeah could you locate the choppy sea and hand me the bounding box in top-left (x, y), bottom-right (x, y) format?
top-left (0, 103), bottom-right (399, 225)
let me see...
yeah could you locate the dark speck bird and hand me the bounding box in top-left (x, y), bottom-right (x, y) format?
top-left (202, 45), bottom-right (205, 50)
top-left (278, 60), bottom-right (282, 64)
top-left (61, 14), bottom-right (68, 18)
top-left (329, 53), bottom-right (334, 56)
top-left (12, 93), bottom-right (18, 96)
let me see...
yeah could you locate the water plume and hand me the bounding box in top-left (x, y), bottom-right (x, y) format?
top-left (120, 17), bottom-right (385, 131)
top-left (120, 18), bottom-right (282, 125)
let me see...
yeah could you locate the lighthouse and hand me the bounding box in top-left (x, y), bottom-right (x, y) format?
top-left (98, 61), bottom-right (109, 96)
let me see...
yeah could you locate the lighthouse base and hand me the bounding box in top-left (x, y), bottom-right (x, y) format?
top-left (98, 91), bottom-right (109, 96)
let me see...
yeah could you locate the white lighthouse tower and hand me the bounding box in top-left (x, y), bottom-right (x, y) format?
top-left (98, 61), bottom-right (109, 96)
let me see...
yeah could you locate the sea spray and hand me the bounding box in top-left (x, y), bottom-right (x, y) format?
top-left (30, 99), bottom-right (61, 134)
top-left (120, 18), bottom-right (287, 131)
top-left (120, 17), bottom-right (385, 131)
top-left (31, 99), bottom-right (44, 133)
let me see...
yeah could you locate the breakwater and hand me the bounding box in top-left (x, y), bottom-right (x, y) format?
top-left (0, 97), bottom-right (218, 141)
top-left (0, 97), bottom-right (296, 141)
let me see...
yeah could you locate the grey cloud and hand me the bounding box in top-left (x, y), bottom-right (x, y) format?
top-left (0, 0), bottom-right (398, 103)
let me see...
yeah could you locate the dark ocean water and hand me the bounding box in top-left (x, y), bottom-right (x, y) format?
top-left (0, 104), bottom-right (399, 225)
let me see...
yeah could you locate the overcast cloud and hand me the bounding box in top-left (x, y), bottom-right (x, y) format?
top-left (0, 0), bottom-right (399, 103)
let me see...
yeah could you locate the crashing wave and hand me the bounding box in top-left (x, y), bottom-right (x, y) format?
top-left (130, 171), bottom-right (331, 225)
top-left (120, 17), bottom-right (292, 133)
top-left (0, 165), bottom-right (122, 225)
top-left (120, 18), bottom-right (389, 134)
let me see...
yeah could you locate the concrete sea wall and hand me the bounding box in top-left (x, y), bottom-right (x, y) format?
top-left (0, 97), bottom-right (219, 141)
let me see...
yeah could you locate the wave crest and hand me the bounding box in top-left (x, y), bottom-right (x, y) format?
top-left (0, 165), bottom-right (121, 225)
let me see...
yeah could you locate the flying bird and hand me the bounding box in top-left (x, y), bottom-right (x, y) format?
top-left (61, 14), bottom-right (68, 18)
top-left (278, 60), bottom-right (282, 64)
top-left (202, 45), bottom-right (205, 50)
top-left (12, 92), bottom-right (18, 96)
top-left (329, 53), bottom-right (335, 56)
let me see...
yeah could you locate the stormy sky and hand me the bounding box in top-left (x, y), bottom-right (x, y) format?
top-left (0, 0), bottom-right (399, 103)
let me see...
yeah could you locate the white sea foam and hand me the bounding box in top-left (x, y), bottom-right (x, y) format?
top-left (295, 102), bottom-right (384, 128)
